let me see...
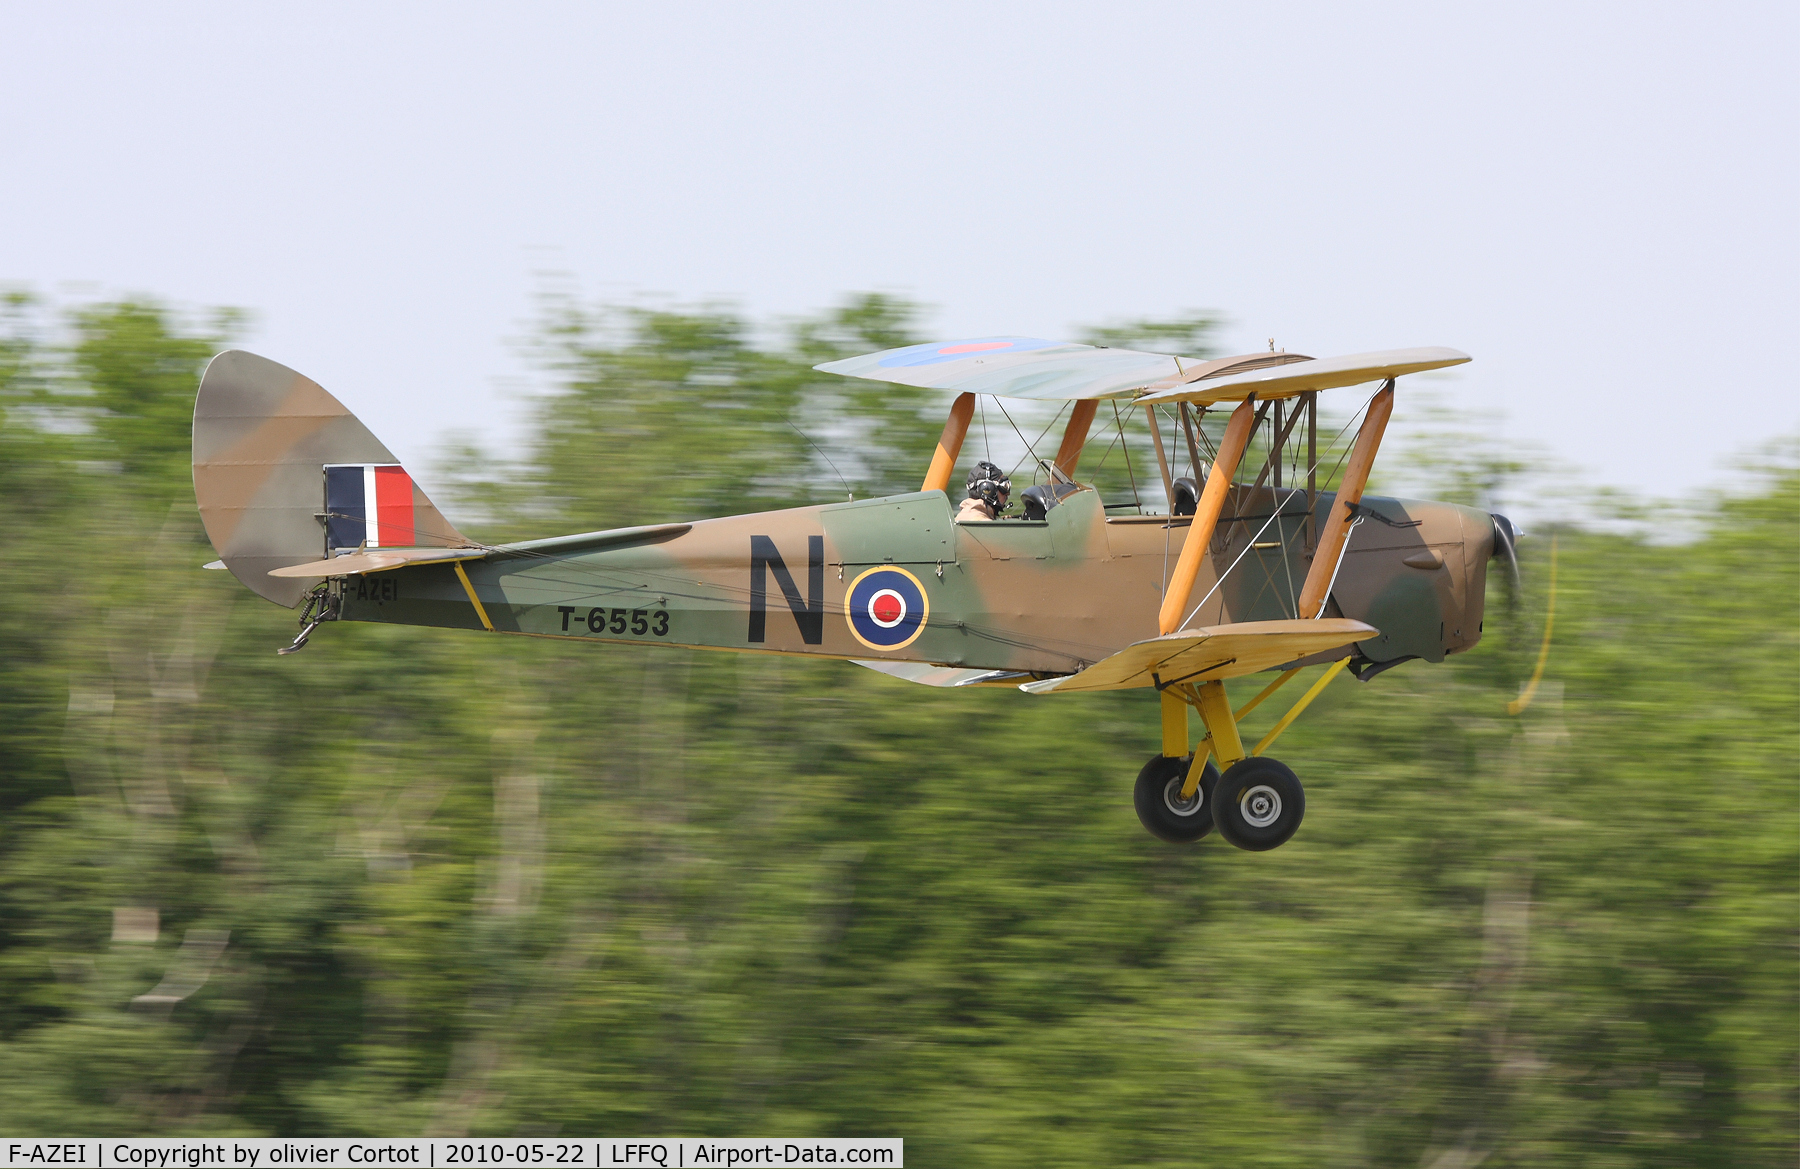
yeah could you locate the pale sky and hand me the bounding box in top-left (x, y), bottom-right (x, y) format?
top-left (3, 1), bottom-right (1794, 512)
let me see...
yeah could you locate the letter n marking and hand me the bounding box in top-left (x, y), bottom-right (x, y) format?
top-left (749, 535), bottom-right (823, 644)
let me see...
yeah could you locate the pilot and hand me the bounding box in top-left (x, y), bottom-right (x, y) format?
top-left (957, 461), bottom-right (1011, 521)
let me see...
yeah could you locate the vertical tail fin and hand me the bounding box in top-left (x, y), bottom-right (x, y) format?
top-left (192, 350), bottom-right (469, 607)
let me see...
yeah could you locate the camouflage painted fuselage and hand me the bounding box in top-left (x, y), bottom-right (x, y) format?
top-left (338, 484), bottom-right (1495, 677)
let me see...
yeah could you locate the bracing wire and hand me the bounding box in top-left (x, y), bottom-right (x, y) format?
top-left (785, 418), bottom-right (854, 500)
top-left (993, 398), bottom-right (1069, 483)
top-left (1112, 402), bottom-right (1140, 512)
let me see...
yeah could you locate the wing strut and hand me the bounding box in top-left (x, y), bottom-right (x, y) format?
top-left (920, 392), bottom-right (976, 493)
top-left (1295, 379), bottom-right (1395, 618)
top-left (1180, 404), bottom-right (1206, 480)
top-left (1053, 400), bottom-right (1099, 479)
top-left (1143, 405), bottom-right (1175, 506)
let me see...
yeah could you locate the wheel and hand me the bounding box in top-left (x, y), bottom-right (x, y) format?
top-left (1133, 754), bottom-right (1220, 843)
top-left (1212, 757), bottom-right (1305, 852)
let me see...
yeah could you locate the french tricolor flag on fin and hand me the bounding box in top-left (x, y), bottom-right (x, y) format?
top-left (325, 464), bottom-right (417, 552)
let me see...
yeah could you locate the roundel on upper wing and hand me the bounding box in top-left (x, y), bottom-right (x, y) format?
top-left (875, 336), bottom-right (1060, 369)
top-left (845, 566), bottom-right (929, 651)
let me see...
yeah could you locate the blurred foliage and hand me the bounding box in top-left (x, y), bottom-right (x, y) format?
top-left (454, 292), bottom-right (943, 538)
top-left (1076, 312), bottom-right (1222, 359)
top-left (0, 293), bottom-right (1795, 1167)
top-left (70, 300), bottom-right (245, 493)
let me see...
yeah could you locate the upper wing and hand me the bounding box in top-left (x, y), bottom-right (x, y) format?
top-left (816, 339), bottom-right (1469, 403)
top-left (1136, 347), bottom-right (1470, 405)
top-left (1020, 619), bottom-right (1376, 693)
top-left (814, 337), bottom-right (1189, 400)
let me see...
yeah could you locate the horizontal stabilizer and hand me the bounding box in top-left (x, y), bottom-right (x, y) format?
top-left (269, 547), bottom-right (490, 578)
top-left (1020, 619), bottom-right (1377, 694)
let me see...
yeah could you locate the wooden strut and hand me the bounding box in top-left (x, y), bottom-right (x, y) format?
top-left (1295, 380), bottom-right (1394, 620)
top-left (1157, 397), bottom-right (1257, 635)
top-left (1272, 401), bottom-right (1284, 492)
top-left (1053, 399), bottom-right (1100, 480)
top-left (920, 392), bottom-right (976, 494)
top-left (1180, 402), bottom-right (1205, 482)
top-left (1144, 404), bottom-right (1175, 508)
top-left (1221, 401), bottom-right (1272, 551)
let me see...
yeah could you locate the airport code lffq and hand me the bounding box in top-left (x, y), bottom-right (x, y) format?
top-left (2, 1141), bottom-right (901, 1169)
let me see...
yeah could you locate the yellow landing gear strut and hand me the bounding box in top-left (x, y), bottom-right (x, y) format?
top-left (1148, 660), bottom-right (1350, 850)
top-left (1161, 660), bottom-right (1350, 797)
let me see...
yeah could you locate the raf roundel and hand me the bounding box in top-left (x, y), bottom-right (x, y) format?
top-left (845, 566), bottom-right (930, 651)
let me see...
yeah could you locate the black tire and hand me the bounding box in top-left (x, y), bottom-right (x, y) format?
top-left (1212, 757), bottom-right (1305, 851)
top-left (1133, 754), bottom-right (1220, 843)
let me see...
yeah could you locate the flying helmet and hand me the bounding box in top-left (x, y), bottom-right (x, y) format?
top-left (966, 461), bottom-right (1012, 511)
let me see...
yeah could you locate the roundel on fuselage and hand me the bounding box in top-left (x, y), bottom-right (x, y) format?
top-left (845, 566), bottom-right (929, 651)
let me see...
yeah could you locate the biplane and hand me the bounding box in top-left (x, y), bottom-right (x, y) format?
top-left (192, 338), bottom-right (1516, 850)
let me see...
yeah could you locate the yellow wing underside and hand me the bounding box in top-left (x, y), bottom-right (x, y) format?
top-left (1022, 619), bottom-right (1376, 694)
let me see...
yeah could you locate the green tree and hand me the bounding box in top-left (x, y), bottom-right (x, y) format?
top-left (70, 299), bottom-right (243, 492)
top-left (458, 292), bottom-right (951, 539)
top-left (1077, 312), bottom-right (1222, 359)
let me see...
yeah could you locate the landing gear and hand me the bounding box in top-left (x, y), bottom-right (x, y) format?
top-left (1141, 670), bottom-right (1338, 851)
top-left (1133, 755), bottom-right (1221, 843)
top-left (277, 583), bottom-right (339, 655)
top-left (1212, 757), bottom-right (1306, 851)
